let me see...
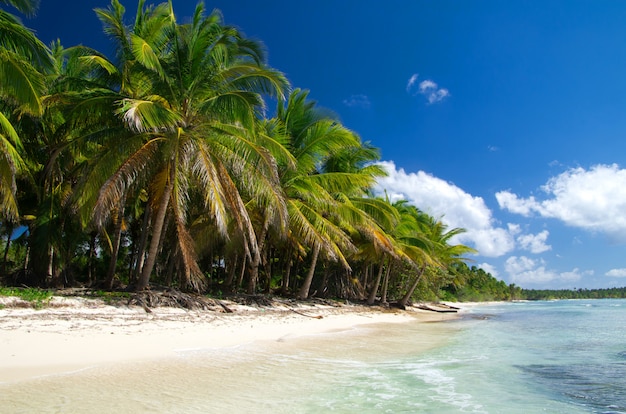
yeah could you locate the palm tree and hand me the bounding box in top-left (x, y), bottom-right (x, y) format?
top-left (395, 203), bottom-right (475, 308)
top-left (0, 1), bottom-right (63, 284)
top-left (266, 89), bottom-right (384, 299)
top-left (0, 0), bottom-right (51, 223)
top-left (12, 40), bottom-right (99, 286)
top-left (232, 117), bottom-right (293, 294)
top-left (321, 143), bottom-right (400, 302)
top-left (72, 0), bottom-right (289, 291)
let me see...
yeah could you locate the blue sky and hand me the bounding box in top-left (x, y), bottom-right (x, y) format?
top-left (22, 0), bottom-right (626, 289)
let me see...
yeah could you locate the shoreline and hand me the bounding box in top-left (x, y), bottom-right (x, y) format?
top-left (0, 296), bottom-right (465, 384)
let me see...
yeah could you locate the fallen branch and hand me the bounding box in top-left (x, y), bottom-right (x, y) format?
top-left (287, 307), bottom-right (323, 319)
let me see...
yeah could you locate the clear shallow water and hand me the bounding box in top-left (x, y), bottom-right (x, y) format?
top-left (2, 300), bottom-right (625, 413)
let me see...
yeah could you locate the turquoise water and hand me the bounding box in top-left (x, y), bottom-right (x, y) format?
top-left (291, 299), bottom-right (626, 413)
top-left (2, 300), bottom-right (625, 413)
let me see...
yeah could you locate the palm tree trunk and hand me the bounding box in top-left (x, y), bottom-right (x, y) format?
top-left (264, 248), bottom-right (273, 294)
top-left (398, 266), bottom-right (426, 308)
top-left (47, 245), bottom-right (54, 285)
top-left (281, 257), bottom-right (292, 296)
top-left (247, 216), bottom-right (270, 294)
top-left (367, 259), bottom-right (386, 305)
top-left (23, 244), bottom-right (29, 272)
top-left (167, 245), bottom-right (179, 287)
top-left (362, 265), bottom-right (370, 292)
top-left (87, 231), bottom-right (97, 285)
top-left (381, 262), bottom-right (392, 304)
top-left (236, 254), bottom-right (247, 290)
top-left (105, 195), bottom-right (126, 290)
top-left (297, 243), bottom-right (320, 300)
top-left (316, 263), bottom-right (330, 298)
top-left (133, 203), bottom-right (152, 282)
top-left (223, 254), bottom-right (237, 293)
top-left (136, 177), bottom-right (174, 291)
top-left (2, 223), bottom-right (13, 275)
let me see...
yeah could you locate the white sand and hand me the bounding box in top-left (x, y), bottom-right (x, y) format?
top-left (0, 296), bottom-right (459, 383)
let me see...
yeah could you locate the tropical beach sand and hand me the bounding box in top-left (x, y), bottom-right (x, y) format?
top-left (0, 296), bottom-right (459, 384)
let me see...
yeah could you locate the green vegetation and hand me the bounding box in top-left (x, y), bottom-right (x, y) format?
top-left (0, 287), bottom-right (52, 308)
top-left (0, 0), bottom-right (480, 306)
top-left (440, 263), bottom-right (523, 302)
top-left (521, 287), bottom-right (626, 300)
top-left (1, 0), bottom-right (621, 307)
top-left (442, 265), bottom-right (626, 302)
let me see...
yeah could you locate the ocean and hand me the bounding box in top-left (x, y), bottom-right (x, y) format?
top-left (2, 299), bottom-right (625, 413)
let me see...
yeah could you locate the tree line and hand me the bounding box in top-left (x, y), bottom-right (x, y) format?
top-left (521, 287), bottom-right (626, 301)
top-left (441, 264), bottom-right (626, 302)
top-left (2, 0), bottom-right (540, 306)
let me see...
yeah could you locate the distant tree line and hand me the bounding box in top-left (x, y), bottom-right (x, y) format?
top-left (439, 263), bottom-right (626, 302)
top-left (521, 287), bottom-right (626, 300)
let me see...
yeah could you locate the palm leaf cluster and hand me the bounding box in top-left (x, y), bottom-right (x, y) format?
top-left (0, 0), bottom-right (476, 304)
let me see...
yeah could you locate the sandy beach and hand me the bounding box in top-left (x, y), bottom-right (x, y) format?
top-left (0, 295), bottom-right (460, 384)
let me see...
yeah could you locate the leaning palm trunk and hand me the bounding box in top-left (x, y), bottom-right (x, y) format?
top-left (367, 260), bottom-right (386, 305)
top-left (236, 255), bottom-right (247, 290)
top-left (297, 243), bottom-right (321, 300)
top-left (398, 266), bottom-right (426, 308)
top-left (136, 176), bottom-right (174, 291)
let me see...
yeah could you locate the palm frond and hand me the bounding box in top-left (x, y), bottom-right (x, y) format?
top-left (0, 110), bottom-right (23, 152)
top-left (1, 0), bottom-right (39, 16)
top-left (130, 33), bottom-right (165, 77)
top-left (86, 138), bottom-right (160, 228)
top-left (0, 48), bottom-right (45, 115)
top-left (0, 10), bottom-right (53, 70)
top-left (76, 54), bottom-right (118, 76)
top-left (117, 98), bottom-right (182, 132)
top-left (172, 200), bottom-right (206, 292)
top-left (95, 0), bottom-right (131, 61)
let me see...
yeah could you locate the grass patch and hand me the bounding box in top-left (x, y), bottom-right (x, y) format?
top-left (0, 287), bottom-right (53, 309)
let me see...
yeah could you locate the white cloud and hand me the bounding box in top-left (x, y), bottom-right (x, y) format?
top-left (517, 230), bottom-right (551, 253)
top-left (406, 74), bottom-right (419, 92)
top-left (505, 255), bottom-right (537, 274)
top-left (343, 94), bottom-right (371, 108)
top-left (606, 268), bottom-right (626, 277)
top-left (406, 73), bottom-right (450, 104)
top-left (495, 192), bottom-right (540, 216)
top-left (508, 223), bottom-right (521, 235)
top-left (496, 164), bottom-right (626, 242)
top-left (418, 79), bottom-right (437, 92)
top-left (374, 160), bottom-right (514, 257)
top-left (504, 256), bottom-right (592, 286)
top-left (427, 88), bottom-right (450, 104)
